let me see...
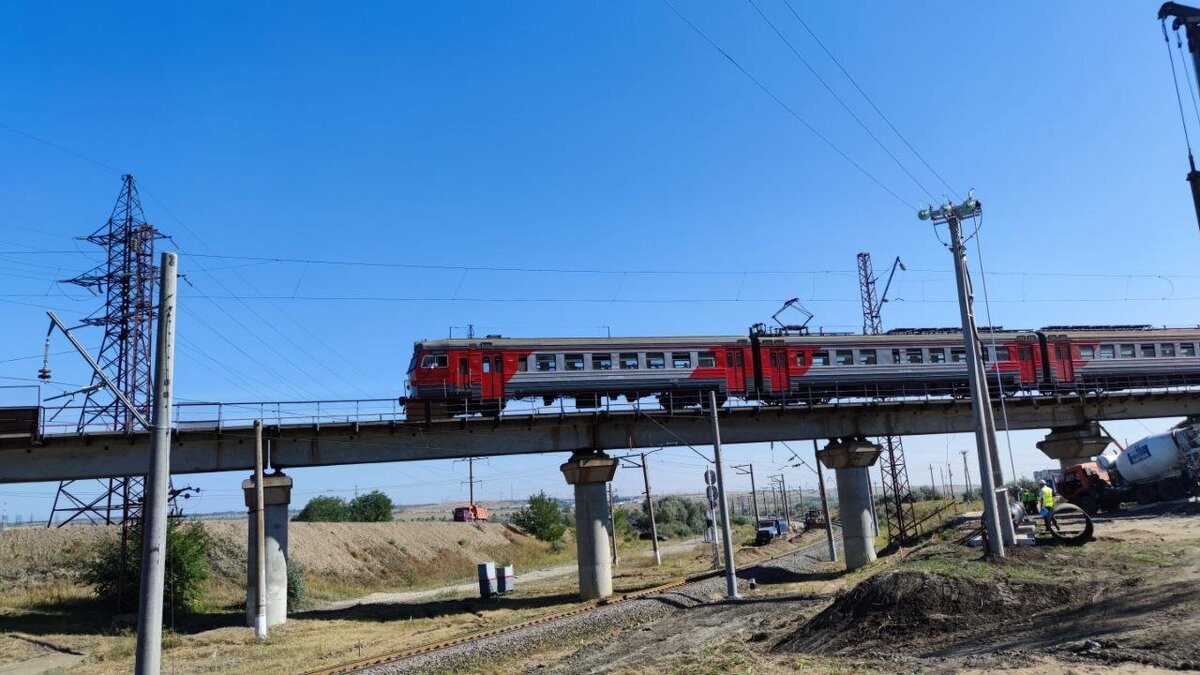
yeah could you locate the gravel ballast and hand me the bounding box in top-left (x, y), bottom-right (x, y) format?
top-left (366, 535), bottom-right (839, 675)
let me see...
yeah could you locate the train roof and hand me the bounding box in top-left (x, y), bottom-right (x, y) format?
top-left (411, 326), bottom-right (1200, 351)
top-left (413, 331), bottom-right (1027, 350)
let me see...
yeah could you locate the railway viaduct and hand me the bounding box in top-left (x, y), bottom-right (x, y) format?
top-left (3, 389), bottom-right (1199, 623)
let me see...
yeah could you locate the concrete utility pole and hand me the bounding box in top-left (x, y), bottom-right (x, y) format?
top-left (134, 251), bottom-right (177, 675)
top-left (607, 483), bottom-right (618, 567)
top-left (929, 465), bottom-right (938, 499)
top-left (708, 391), bottom-right (738, 599)
top-left (812, 440), bottom-right (837, 562)
top-left (620, 452), bottom-right (661, 565)
top-left (732, 464), bottom-right (760, 526)
top-left (961, 450), bottom-right (973, 498)
top-left (947, 462), bottom-right (955, 500)
top-left (252, 420), bottom-right (267, 642)
top-left (640, 453), bottom-right (661, 565)
top-left (920, 196), bottom-right (1007, 557)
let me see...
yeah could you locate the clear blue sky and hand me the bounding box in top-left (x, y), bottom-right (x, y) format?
top-left (1, 2), bottom-right (1196, 520)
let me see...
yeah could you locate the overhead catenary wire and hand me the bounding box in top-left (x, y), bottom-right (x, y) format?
top-left (744, 0), bottom-right (937, 201)
top-left (658, 0), bottom-right (916, 210)
top-left (778, 0), bottom-right (959, 198)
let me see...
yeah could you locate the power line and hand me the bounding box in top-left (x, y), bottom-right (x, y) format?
top-left (744, 0), bottom-right (936, 200)
top-left (778, 0), bottom-right (959, 197)
top-left (658, 0), bottom-right (915, 209)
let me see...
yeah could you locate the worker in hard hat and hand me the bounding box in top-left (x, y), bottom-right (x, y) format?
top-left (1036, 479), bottom-right (1055, 530)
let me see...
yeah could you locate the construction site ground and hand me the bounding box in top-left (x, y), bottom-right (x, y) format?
top-left (0, 503), bottom-right (1197, 674)
top-left (515, 500), bottom-right (1200, 675)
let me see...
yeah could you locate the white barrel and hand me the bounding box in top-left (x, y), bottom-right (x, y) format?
top-left (1114, 432), bottom-right (1183, 484)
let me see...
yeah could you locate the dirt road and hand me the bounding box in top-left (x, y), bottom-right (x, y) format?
top-left (316, 539), bottom-right (701, 612)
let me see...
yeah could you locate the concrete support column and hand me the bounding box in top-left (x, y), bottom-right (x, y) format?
top-left (1036, 422), bottom-right (1113, 470)
top-left (817, 437), bottom-right (882, 571)
top-left (560, 452), bottom-right (618, 600)
top-left (834, 467), bottom-right (876, 570)
top-left (243, 472), bottom-right (292, 627)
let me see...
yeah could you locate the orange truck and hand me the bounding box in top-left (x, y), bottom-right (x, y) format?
top-left (453, 505), bottom-right (489, 522)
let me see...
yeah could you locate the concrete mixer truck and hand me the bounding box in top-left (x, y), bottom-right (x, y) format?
top-left (1060, 424), bottom-right (1200, 514)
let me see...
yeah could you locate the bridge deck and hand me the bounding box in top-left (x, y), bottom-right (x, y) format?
top-left (2, 391), bottom-right (1199, 483)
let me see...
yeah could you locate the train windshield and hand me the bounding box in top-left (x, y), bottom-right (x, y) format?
top-left (420, 354), bottom-right (449, 369)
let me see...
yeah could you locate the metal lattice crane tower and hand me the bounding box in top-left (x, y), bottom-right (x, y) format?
top-left (48, 175), bottom-right (164, 526)
top-left (857, 252), bottom-right (919, 546)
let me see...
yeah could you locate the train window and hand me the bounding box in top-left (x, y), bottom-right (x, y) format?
top-left (1099, 345), bottom-right (1115, 359)
top-left (517, 356), bottom-right (528, 372)
top-left (535, 354), bottom-right (557, 372)
top-left (494, 356), bottom-right (503, 372)
top-left (672, 352), bottom-right (692, 368)
top-left (981, 348), bottom-right (991, 362)
top-left (420, 354), bottom-right (449, 369)
top-left (620, 353), bottom-right (640, 369)
top-left (482, 359), bottom-right (491, 374)
top-left (592, 353), bottom-right (613, 370)
top-left (1119, 344), bottom-right (1135, 358)
top-left (906, 349), bottom-right (924, 364)
top-left (1055, 345), bottom-right (1069, 360)
top-left (1079, 345), bottom-right (1095, 359)
top-left (1162, 344), bottom-right (1176, 357)
top-left (565, 353), bottom-right (585, 371)
top-left (794, 352), bottom-right (805, 367)
top-left (1183, 343), bottom-right (1197, 357)
top-left (951, 348), bottom-right (966, 362)
top-left (699, 351), bottom-right (716, 368)
top-left (994, 346), bottom-right (1011, 361)
top-left (727, 352), bottom-right (736, 367)
top-left (459, 358), bottom-right (469, 375)
top-left (646, 352), bottom-right (666, 369)
top-left (1020, 346), bottom-right (1034, 361)
top-left (769, 352), bottom-right (778, 367)
top-left (734, 351), bottom-right (743, 366)
top-left (858, 350), bottom-right (877, 365)
top-left (812, 351), bottom-right (829, 366)
top-left (835, 350), bottom-right (853, 365)
top-left (929, 348), bottom-right (947, 364)
top-left (1140, 344), bottom-right (1156, 358)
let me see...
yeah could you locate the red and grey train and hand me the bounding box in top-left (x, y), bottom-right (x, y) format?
top-left (404, 326), bottom-right (1200, 420)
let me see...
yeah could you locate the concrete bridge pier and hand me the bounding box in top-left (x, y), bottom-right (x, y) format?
top-left (817, 438), bottom-right (883, 571)
top-left (242, 472), bottom-right (293, 627)
top-left (1036, 422), bottom-right (1113, 469)
top-left (560, 451), bottom-right (618, 600)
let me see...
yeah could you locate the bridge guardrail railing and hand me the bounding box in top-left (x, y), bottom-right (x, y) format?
top-left (21, 373), bottom-right (1200, 437)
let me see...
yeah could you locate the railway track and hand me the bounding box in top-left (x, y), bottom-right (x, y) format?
top-left (302, 532), bottom-right (838, 675)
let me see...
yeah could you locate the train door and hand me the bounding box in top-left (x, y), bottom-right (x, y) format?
top-left (767, 348), bottom-right (790, 397)
top-left (725, 348), bottom-right (747, 397)
top-left (478, 351), bottom-right (505, 402)
top-left (1052, 343), bottom-right (1075, 387)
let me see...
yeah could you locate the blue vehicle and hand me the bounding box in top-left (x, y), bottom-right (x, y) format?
top-left (754, 517), bottom-right (789, 545)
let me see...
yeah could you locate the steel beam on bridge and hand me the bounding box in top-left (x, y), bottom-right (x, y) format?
top-left (3, 391), bottom-right (1200, 484)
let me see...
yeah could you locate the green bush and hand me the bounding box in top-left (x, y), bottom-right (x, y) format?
top-left (295, 495), bottom-right (350, 522)
top-left (79, 519), bottom-right (212, 614)
top-left (511, 491), bottom-right (566, 542)
top-left (286, 561), bottom-right (307, 610)
top-left (348, 490), bottom-right (394, 522)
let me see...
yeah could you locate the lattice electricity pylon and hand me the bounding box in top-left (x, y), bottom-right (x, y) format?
top-left (47, 174), bottom-right (170, 527)
top-left (858, 252), bottom-right (918, 545)
top-left (878, 435), bottom-right (918, 545)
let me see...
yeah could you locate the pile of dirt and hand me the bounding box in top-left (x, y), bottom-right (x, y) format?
top-left (773, 568), bottom-right (1072, 655)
